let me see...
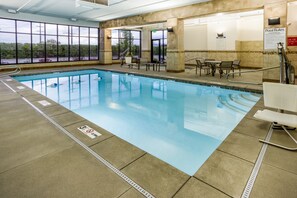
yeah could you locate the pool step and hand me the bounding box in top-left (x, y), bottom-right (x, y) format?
top-left (219, 94), bottom-right (261, 113)
top-left (240, 94), bottom-right (260, 102)
top-left (218, 95), bottom-right (247, 114)
top-left (230, 94), bottom-right (255, 108)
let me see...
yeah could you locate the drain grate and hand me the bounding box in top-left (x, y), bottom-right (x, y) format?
top-left (241, 124), bottom-right (273, 198)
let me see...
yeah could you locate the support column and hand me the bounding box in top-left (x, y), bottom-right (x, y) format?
top-left (263, 0), bottom-right (287, 82)
top-left (166, 18), bottom-right (185, 72)
top-left (99, 29), bottom-right (112, 65)
top-left (141, 28), bottom-right (151, 61)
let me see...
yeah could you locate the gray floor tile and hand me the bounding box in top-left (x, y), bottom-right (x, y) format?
top-left (0, 146), bottom-right (130, 198)
top-left (263, 129), bottom-right (297, 174)
top-left (0, 99), bottom-right (49, 132)
top-left (91, 136), bottom-right (145, 169)
top-left (0, 92), bottom-right (20, 102)
top-left (218, 132), bottom-right (262, 163)
top-left (65, 120), bottom-right (114, 147)
top-left (122, 154), bottom-right (189, 198)
top-left (52, 111), bottom-right (85, 127)
top-left (234, 117), bottom-right (270, 139)
top-left (119, 188), bottom-right (145, 198)
top-left (194, 150), bottom-right (253, 198)
top-left (250, 164), bottom-right (297, 198)
top-left (174, 177), bottom-right (230, 198)
top-left (41, 104), bottom-right (70, 117)
top-left (17, 89), bottom-right (40, 97)
top-left (0, 115), bottom-right (74, 173)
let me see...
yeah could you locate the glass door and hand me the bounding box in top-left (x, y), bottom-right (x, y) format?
top-left (151, 39), bottom-right (161, 62)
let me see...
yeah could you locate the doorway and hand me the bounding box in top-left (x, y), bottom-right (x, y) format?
top-left (151, 39), bottom-right (161, 62)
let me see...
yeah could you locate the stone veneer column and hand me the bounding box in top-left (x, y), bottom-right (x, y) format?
top-left (263, 0), bottom-right (288, 82)
top-left (99, 29), bottom-right (112, 65)
top-left (141, 28), bottom-right (151, 61)
top-left (166, 18), bottom-right (185, 72)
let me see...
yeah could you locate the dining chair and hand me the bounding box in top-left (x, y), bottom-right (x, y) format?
top-left (232, 60), bottom-right (241, 76)
top-left (219, 61), bottom-right (234, 78)
top-left (196, 59), bottom-right (210, 76)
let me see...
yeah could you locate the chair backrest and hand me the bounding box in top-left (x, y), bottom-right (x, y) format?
top-left (196, 59), bottom-right (203, 68)
top-left (220, 61), bottom-right (233, 69)
top-left (263, 82), bottom-right (297, 112)
top-left (205, 59), bottom-right (215, 61)
top-left (233, 60), bottom-right (240, 66)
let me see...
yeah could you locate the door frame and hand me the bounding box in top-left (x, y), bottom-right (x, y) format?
top-left (151, 39), bottom-right (161, 63)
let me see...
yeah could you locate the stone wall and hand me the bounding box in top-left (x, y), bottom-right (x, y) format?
top-left (185, 40), bottom-right (264, 68)
top-left (237, 41), bottom-right (264, 68)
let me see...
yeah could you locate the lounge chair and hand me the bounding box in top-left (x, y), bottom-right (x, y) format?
top-left (254, 82), bottom-right (297, 151)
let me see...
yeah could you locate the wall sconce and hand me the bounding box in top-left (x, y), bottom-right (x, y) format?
top-left (268, 17), bottom-right (280, 25)
top-left (107, 35), bottom-right (112, 39)
top-left (216, 33), bottom-right (225, 38)
top-left (167, 27), bottom-right (174, 32)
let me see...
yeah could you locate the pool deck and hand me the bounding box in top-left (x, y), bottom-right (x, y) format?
top-left (0, 64), bottom-right (297, 198)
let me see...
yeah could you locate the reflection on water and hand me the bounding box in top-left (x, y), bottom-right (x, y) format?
top-left (16, 70), bottom-right (260, 175)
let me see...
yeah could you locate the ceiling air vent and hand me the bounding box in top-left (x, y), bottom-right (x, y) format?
top-left (76, 0), bottom-right (109, 8)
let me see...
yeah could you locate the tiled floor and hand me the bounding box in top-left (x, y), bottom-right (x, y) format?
top-left (0, 64), bottom-right (296, 198)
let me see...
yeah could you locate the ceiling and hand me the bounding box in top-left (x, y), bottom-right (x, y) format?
top-left (0, 0), bottom-right (210, 22)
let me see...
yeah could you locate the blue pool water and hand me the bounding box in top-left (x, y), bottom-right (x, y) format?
top-left (15, 70), bottom-right (260, 175)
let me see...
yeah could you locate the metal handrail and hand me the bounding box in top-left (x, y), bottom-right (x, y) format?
top-left (0, 65), bottom-right (21, 77)
top-left (226, 66), bottom-right (279, 85)
top-left (185, 57), bottom-right (202, 63)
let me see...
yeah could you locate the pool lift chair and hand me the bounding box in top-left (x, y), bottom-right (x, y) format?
top-left (253, 42), bottom-right (297, 151)
top-left (254, 82), bottom-right (297, 151)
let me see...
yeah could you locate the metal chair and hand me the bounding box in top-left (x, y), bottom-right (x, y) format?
top-left (232, 60), bottom-right (241, 76)
top-left (254, 82), bottom-right (297, 151)
top-left (196, 59), bottom-right (210, 76)
top-left (219, 61), bottom-right (234, 78)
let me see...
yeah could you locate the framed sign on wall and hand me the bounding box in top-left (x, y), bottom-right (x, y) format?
top-left (264, 28), bottom-right (286, 50)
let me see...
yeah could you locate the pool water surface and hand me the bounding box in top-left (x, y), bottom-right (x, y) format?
top-left (15, 70), bottom-right (260, 175)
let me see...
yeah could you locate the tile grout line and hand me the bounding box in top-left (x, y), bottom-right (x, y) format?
top-left (192, 177), bottom-right (233, 198)
top-left (2, 81), bottom-right (155, 198)
top-left (171, 176), bottom-right (191, 198)
top-left (241, 124), bottom-right (273, 198)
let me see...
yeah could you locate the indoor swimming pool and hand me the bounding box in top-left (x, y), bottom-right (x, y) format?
top-left (14, 69), bottom-right (261, 175)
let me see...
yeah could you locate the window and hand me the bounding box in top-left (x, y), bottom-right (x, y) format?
top-left (0, 19), bottom-right (16, 64)
top-left (80, 27), bottom-right (89, 60)
top-left (0, 17), bottom-right (99, 65)
top-left (46, 24), bottom-right (57, 62)
top-left (58, 25), bottom-right (69, 61)
top-left (90, 28), bottom-right (98, 60)
top-left (112, 29), bottom-right (141, 60)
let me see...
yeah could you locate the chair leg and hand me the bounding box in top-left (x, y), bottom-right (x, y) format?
top-left (259, 125), bottom-right (297, 151)
top-left (196, 66), bottom-right (198, 75)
